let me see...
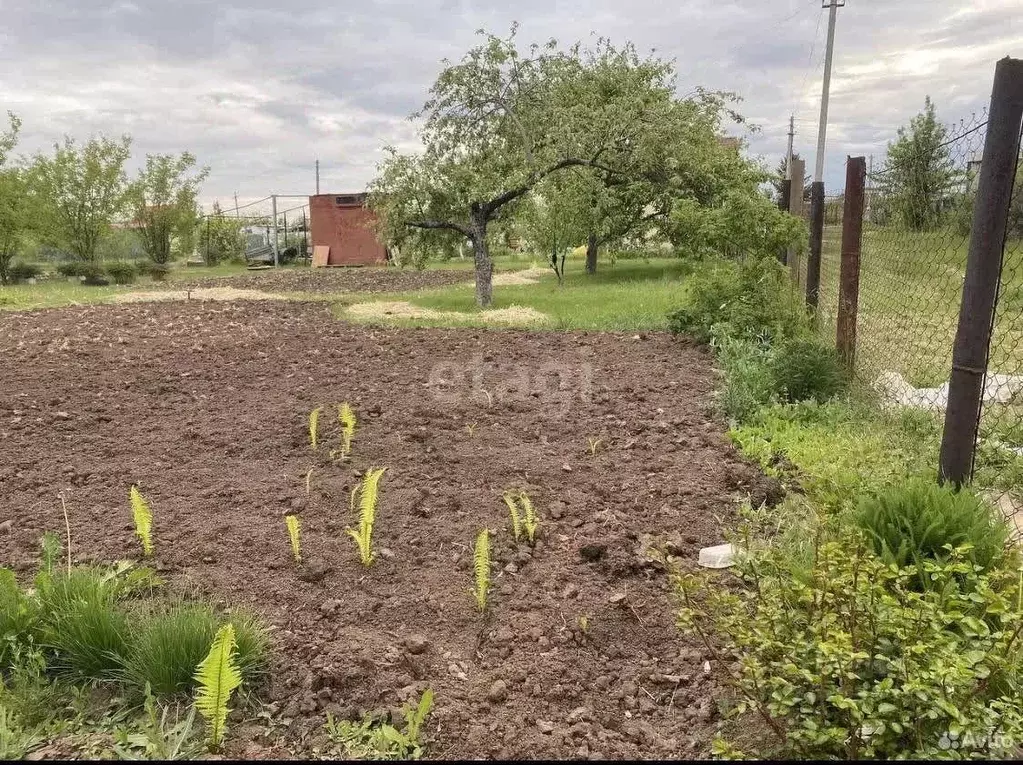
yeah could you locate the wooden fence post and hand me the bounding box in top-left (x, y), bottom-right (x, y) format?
top-left (939, 57), bottom-right (1023, 486)
top-left (836, 156), bottom-right (866, 370)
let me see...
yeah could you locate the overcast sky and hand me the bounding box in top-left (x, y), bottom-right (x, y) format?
top-left (2, 0), bottom-right (1019, 216)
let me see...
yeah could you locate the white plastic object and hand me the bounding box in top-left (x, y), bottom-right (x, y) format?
top-left (698, 543), bottom-right (736, 569)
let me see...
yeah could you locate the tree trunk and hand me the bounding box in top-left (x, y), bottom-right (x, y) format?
top-left (470, 211), bottom-right (493, 308)
top-left (585, 233), bottom-right (599, 275)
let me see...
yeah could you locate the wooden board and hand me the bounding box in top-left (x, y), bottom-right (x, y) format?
top-left (312, 245), bottom-right (330, 268)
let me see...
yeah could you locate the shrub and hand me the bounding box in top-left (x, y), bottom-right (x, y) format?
top-left (769, 337), bottom-right (847, 403)
top-left (667, 256), bottom-right (808, 344)
top-left (105, 261), bottom-right (138, 285)
top-left (856, 479), bottom-right (1010, 583)
top-left (56, 261), bottom-right (87, 278)
top-left (121, 603), bottom-right (268, 698)
top-left (7, 262), bottom-right (41, 282)
top-left (715, 334), bottom-right (776, 422)
top-left (679, 536), bottom-right (1023, 760)
top-left (146, 262), bottom-right (171, 282)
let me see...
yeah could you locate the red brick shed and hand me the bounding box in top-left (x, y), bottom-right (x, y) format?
top-left (308, 193), bottom-right (388, 266)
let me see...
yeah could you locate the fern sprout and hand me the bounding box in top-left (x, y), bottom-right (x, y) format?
top-left (346, 468), bottom-right (387, 566)
top-left (503, 491), bottom-right (522, 541)
top-left (472, 529), bottom-right (491, 612)
top-left (337, 403), bottom-right (356, 461)
top-left (309, 406), bottom-right (323, 451)
top-left (194, 623), bottom-right (242, 751)
top-left (285, 515), bottom-right (302, 563)
top-left (520, 492), bottom-right (539, 544)
top-left (305, 468), bottom-right (314, 496)
top-left (129, 486), bottom-right (154, 557)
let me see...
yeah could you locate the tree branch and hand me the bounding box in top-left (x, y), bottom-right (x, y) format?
top-left (408, 220), bottom-right (472, 238)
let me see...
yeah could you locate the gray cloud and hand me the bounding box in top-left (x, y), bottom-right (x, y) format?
top-left (1, 0), bottom-right (1019, 211)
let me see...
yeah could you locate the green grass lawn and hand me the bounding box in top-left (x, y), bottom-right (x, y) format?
top-left (343, 257), bottom-right (692, 331)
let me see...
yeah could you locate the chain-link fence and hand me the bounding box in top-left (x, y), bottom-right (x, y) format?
top-left (816, 114), bottom-right (988, 411)
top-left (976, 127), bottom-right (1023, 519)
top-left (803, 57), bottom-right (1023, 534)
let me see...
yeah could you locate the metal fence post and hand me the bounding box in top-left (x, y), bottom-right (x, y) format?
top-left (778, 179), bottom-right (792, 264)
top-left (939, 57), bottom-right (1023, 486)
top-left (806, 181), bottom-right (825, 309)
top-left (836, 156), bottom-right (866, 370)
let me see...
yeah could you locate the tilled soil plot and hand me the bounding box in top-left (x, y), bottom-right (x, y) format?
top-left (0, 301), bottom-right (777, 760)
top-left (168, 266), bottom-right (473, 295)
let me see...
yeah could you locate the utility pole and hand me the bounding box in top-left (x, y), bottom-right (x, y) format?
top-left (786, 114), bottom-right (795, 179)
top-left (271, 194), bottom-right (279, 268)
top-left (807, 0), bottom-right (844, 311)
top-left (315, 159), bottom-right (320, 195)
top-left (234, 192), bottom-right (240, 218)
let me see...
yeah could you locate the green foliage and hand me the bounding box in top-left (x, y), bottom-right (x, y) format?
top-left (0, 113), bottom-right (41, 287)
top-left (730, 399), bottom-right (941, 512)
top-left (502, 491), bottom-right (522, 542)
top-left (876, 97), bottom-right (959, 231)
top-left (715, 335), bottom-right (776, 422)
top-left (193, 624), bottom-right (241, 751)
top-left (678, 536), bottom-right (1023, 760)
top-left (856, 480), bottom-right (1010, 584)
top-left (128, 153), bottom-right (209, 265)
top-left (29, 134), bottom-right (133, 262)
top-left (325, 690), bottom-right (434, 760)
top-left (347, 468), bottom-right (387, 566)
top-left (111, 686), bottom-right (201, 761)
top-left (667, 256), bottom-right (808, 344)
top-left (471, 529), bottom-right (491, 612)
top-left (56, 260), bottom-right (102, 278)
top-left (122, 603), bottom-right (267, 699)
top-left (104, 260), bottom-right (138, 285)
top-left (520, 493), bottom-right (539, 544)
top-left (0, 569), bottom-right (38, 667)
top-left (35, 566), bottom-right (130, 681)
top-left (334, 402), bottom-right (356, 462)
top-left (130, 486), bottom-right (154, 558)
top-left (666, 186), bottom-right (805, 261)
top-left (769, 337), bottom-right (847, 404)
top-left (7, 261), bottom-right (41, 282)
top-left (308, 406), bottom-right (322, 451)
top-left (285, 515), bottom-right (302, 564)
top-left (197, 204), bottom-right (245, 266)
top-left (0, 704), bottom-right (42, 760)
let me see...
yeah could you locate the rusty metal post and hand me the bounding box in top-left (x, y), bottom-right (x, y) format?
top-left (940, 57), bottom-right (1023, 486)
top-left (777, 179), bottom-right (792, 264)
top-left (806, 181), bottom-right (825, 310)
top-left (836, 156), bottom-right (866, 370)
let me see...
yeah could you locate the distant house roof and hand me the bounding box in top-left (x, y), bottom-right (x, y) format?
top-left (717, 136), bottom-right (741, 151)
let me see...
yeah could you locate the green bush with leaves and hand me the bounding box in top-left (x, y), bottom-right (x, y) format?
top-left (769, 336), bottom-right (847, 404)
top-left (105, 260), bottom-right (138, 285)
top-left (679, 535), bottom-right (1023, 760)
top-left (7, 262), bottom-right (41, 282)
top-left (667, 256), bottom-right (808, 344)
top-left (856, 480), bottom-right (1010, 585)
top-left (325, 690), bottom-right (434, 760)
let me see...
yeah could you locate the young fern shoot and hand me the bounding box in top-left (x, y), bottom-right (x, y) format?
top-left (335, 403), bottom-right (356, 461)
top-left (285, 515), bottom-right (302, 563)
top-left (309, 406), bottom-right (323, 451)
top-left (346, 468), bottom-right (387, 566)
top-left (503, 491), bottom-right (522, 542)
top-left (194, 623), bottom-right (242, 751)
top-left (520, 492), bottom-right (539, 544)
top-left (472, 529), bottom-right (491, 612)
top-left (129, 485), bottom-right (154, 557)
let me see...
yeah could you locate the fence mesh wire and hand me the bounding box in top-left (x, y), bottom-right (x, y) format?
top-left (809, 109), bottom-right (1023, 534)
top-left (978, 125), bottom-right (1023, 527)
